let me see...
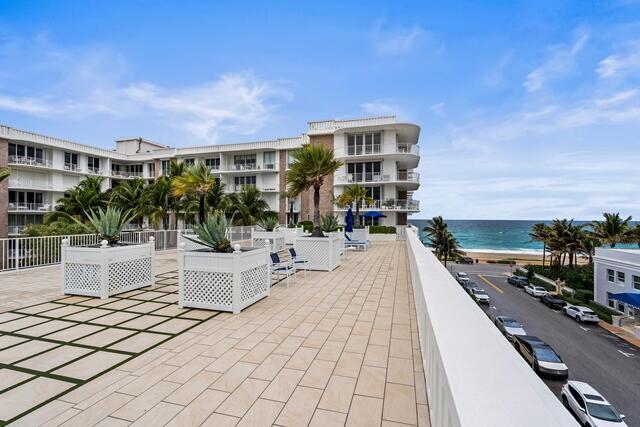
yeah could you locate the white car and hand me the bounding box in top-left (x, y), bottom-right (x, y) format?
top-left (561, 381), bottom-right (627, 426)
top-left (563, 305), bottom-right (600, 323)
top-left (455, 272), bottom-right (469, 284)
top-left (494, 316), bottom-right (526, 341)
top-left (470, 287), bottom-right (490, 304)
top-left (524, 285), bottom-right (548, 297)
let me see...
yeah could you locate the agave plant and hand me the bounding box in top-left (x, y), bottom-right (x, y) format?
top-left (321, 214), bottom-right (341, 233)
top-left (71, 207), bottom-right (136, 245)
top-left (256, 215), bottom-right (279, 232)
top-left (183, 212), bottom-right (232, 253)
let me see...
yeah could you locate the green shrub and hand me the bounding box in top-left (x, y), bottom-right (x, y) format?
top-left (527, 264), bottom-right (593, 291)
top-left (369, 225), bottom-right (396, 234)
top-left (22, 220), bottom-right (87, 237)
top-left (574, 290), bottom-right (594, 303)
top-left (296, 221), bottom-right (313, 233)
top-left (321, 214), bottom-right (341, 232)
top-left (497, 259), bottom-right (516, 265)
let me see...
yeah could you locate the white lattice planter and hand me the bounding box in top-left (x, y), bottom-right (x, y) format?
top-left (369, 233), bottom-right (396, 241)
top-left (61, 238), bottom-right (155, 299)
top-left (294, 236), bottom-right (343, 271)
top-left (178, 243), bottom-right (270, 314)
top-left (251, 230), bottom-right (285, 251)
top-left (281, 226), bottom-right (307, 245)
top-left (348, 228), bottom-right (369, 242)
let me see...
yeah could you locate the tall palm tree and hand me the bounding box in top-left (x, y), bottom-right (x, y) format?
top-left (423, 216), bottom-right (456, 264)
top-left (286, 144), bottom-right (342, 237)
top-left (0, 166), bottom-right (10, 182)
top-left (590, 213), bottom-right (634, 248)
top-left (109, 178), bottom-right (147, 227)
top-left (335, 184), bottom-right (374, 228)
top-left (529, 222), bottom-right (552, 267)
top-left (142, 176), bottom-right (172, 229)
top-left (167, 160), bottom-right (187, 230)
top-left (172, 162), bottom-right (219, 224)
top-left (440, 231), bottom-right (464, 268)
top-left (228, 186), bottom-right (274, 226)
top-left (47, 176), bottom-right (108, 222)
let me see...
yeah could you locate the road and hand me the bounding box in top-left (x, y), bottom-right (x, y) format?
top-left (450, 263), bottom-right (640, 425)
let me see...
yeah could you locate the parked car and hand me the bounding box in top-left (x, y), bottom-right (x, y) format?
top-left (540, 294), bottom-right (567, 309)
top-left (507, 275), bottom-right (529, 287)
top-left (561, 381), bottom-right (627, 426)
top-left (563, 305), bottom-right (600, 323)
top-left (513, 335), bottom-right (569, 379)
top-left (458, 256), bottom-right (474, 264)
top-left (494, 316), bottom-right (526, 341)
top-left (524, 285), bottom-right (549, 297)
top-left (462, 280), bottom-right (480, 294)
top-left (456, 272), bottom-right (470, 284)
top-left (470, 287), bottom-right (490, 304)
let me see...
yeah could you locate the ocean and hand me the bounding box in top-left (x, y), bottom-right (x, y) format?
top-left (408, 219), bottom-right (638, 253)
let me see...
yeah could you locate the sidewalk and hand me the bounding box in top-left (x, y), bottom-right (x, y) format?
top-left (599, 321), bottom-right (640, 349)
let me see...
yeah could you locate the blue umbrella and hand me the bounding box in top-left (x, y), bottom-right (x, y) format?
top-left (345, 207), bottom-right (354, 233)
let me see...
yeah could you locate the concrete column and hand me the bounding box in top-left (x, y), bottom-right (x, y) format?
top-left (0, 138), bottom-right (8, 238)
top-left (278, 149), bottom-right (287, 224)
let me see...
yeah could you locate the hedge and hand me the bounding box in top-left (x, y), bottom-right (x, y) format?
top-left (527, 264), bottom-right (593, 291)
top-left (369, 225), bottom-right (396, 234)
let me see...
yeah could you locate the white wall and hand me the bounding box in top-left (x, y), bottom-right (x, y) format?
top-left (594, 248), bottom-right (640, 315)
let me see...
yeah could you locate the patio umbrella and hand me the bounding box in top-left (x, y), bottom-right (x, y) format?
top-left (345, 207), bottom-right (354, 233)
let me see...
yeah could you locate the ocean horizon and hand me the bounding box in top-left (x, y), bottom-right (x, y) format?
top-left (408, 219), bottom-right (638, 253)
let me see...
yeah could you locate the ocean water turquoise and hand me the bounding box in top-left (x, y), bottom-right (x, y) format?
top-left (409, 219), bottom-right (638, 253)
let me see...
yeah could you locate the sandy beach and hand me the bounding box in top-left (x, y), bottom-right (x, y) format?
top-left (464, 250), bottom-right (545, 265)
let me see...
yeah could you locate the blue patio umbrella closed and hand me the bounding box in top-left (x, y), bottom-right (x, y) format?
top-left (345, 207), bottom-right (354, 233)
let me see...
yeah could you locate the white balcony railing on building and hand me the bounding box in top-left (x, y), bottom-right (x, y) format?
top-left (110, 171), bottom-right (143, 178)
top-left (308, 116), bottom-right (396, 133)
top-left (0, 227), bottom-right (254, 272)
top-left (87, 166), bottom-right (101, 174)
top-left (63, 163), bottom-right (82, 172)
top-left (343, 143), bottom-right (419, 157)
top-left (396, 143), bottom-right (420, 155)
top-left (8, 203), bottom-right (53, 212)
top-left (335, 199), bottom-right (419, 211)
top-left (405, 226), bottom-right (577, 426)
top-left (230, 163), bottom-right (258, 171)
top-left (346, 145), bottom-right (382, 156)
top-left (335, 171), bottom-right (420, 184)
top-left (8, 155), bottom-right (53, 168)
top-left (8, 179), bottom-right (53, 189)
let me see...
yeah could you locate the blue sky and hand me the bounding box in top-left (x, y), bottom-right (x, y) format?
top-left (1, 0), bottom-right (639, 220)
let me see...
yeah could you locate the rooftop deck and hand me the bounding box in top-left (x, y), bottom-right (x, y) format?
top-left (0, 242), bottom-right (430, 426)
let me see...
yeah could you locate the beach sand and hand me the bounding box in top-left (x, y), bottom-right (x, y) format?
top-left (464, 250), bottom-right (588, 266)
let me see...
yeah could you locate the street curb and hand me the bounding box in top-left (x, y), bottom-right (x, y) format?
top-left (599, 321), bottom-right (640, 349)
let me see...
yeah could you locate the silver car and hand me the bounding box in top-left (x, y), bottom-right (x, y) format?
top-left (494, 316), bottom-right (526, 341)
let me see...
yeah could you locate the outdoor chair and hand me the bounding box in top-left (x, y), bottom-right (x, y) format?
top-left (344, 233), bottom-right (369, 251)
top-left (270, 252), bottom-right (295, 287)
top-left (288, 247), bottom-right (310, 278)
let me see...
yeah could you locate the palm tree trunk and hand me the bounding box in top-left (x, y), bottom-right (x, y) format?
top-left (199, 196), bottom-right (205, 224)
top-left (311, 185), bottom-right (324, 237)
top-left (542, 243), bottom-right (546, 267)
top-left (289, 202), bottom-right (294, 226)
top-left (355, 200), bottom-right (361, 228)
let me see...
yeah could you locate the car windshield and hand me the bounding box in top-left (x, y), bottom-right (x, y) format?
top-left (473, 289), bottom-right (486, 295)
top-left (586, 402), bottom-right (622, 422)
top-left (534, 347), bottom-right (562, 363)
top-left (458, 273), bottom-right (467, 277)
top-left (466, 281), bottom-right (478, 288)
top-left (534, 287), bottom-right (545, 291)
top-left (582, 309), bottom-right (596, 315)
top-left (502, 319), bottom-right (521, 328)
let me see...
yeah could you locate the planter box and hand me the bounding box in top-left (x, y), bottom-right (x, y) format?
top-left (178, 240), bottom-right (270, 314)
top-left (294, 236), bottom-right (344, 271)
top-left (281, 227), bottom-right (307, 245)
top-left (251, 230), bottom-right (285, 251)
top-left (61, 238), bottom-right (155, 299)
top-left (369, 233), bottom-right (396, 241)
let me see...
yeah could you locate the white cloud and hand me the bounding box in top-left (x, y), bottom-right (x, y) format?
top-left (430, 102), bottom-right (446, 115)
top-left (0, 35), bottom-right (292, 143)
top-left (361, 98), bottom-right (405, 118)
top-left (524, 29), bottom-right (589, 92)
top-left (372, 24), bottom-right (426, 55)
top-left (596, 42), bottom-right (640, 78)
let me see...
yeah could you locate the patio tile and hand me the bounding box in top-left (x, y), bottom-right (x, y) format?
top-left (275, 386), bottom-right (323, 427)
top-left (55, 296), bottom-right (92, 304)
top-left (128, 291), bottom-right (167, 301)
top-left (387, 356), bottom-right (415, 386)
top-left (16, 345), bottom-right (92, 372)
top-left (109, 331), bottom-right (169, 353)
top-left (310, 409), bottom-right (348, 427)
top-left (164, 370), bottom-right (220, 405)
top-left (46, 324), bottom-right (106, 342)
top-left (77, 297), bottom-right (121, 307)
top-left (63, 308), bottom-right (113, 322)
top-left (0, 340), bottom-right (59, 364)
top-left (129, 401), bottom-right (183, 426)
top-left (0, 377), bottom-right (74, 422)
top-left (250, 353), bottom-right (290, 381)
top-left (15, 302), bottom-right (64, 315)
top-left (0, 316), bottom-right (49, 332)
top-left (124, 301), bottom-right (168, 314)
top-left (152, 304), bottom-right (188, 316)
top-left (363, 344), bottom-right (389, 368)
top-left (382, 383), bottom-right (417, 425)
top-left (90, 311), bottom-right (141, 326)
top-left (18, 319), bottom-right (78, 337)
top-left (149, 318), bottom-right (198, 334)
top-left (0, 335), bottom-right (28, 350)
top-left (117, 314), bottom-right (168, 330)
top-left (261, 368), bottom-right (304, 402)
top-left (166, 389), bottom-right (229, 426)
top-left (215, 378), bottom-right (269, 418)
top-left (75, 328), bottom-right (136, 347)
top-left (211, 361), bottom-right (258, 392)
top-left (60, 392), bottom-right (133, 426)
top-left (52, 351), bottom-right (130, 380)
top-left (285, 346), bottom-right (319, 370)
top-left (318, 375), bottom-right (357, 413)
top-left (99, 299), bottom-right (144, 310)
top-left (355, 365), bottom-right (387, 398)
top-left (202, 413), bottom-right (239, 427)
top-left (39, 305), bottom-right (89, 318)
top-left (112, 380), bottom-right (180, 421)
top-left (0, 312), bottom-right (26, 324)
top-left (347, 395), bottom-right (384, 427)
top-left (0, 368), bottom-right (33, 391)
top-left (236, 398), bottom-right (284, 427)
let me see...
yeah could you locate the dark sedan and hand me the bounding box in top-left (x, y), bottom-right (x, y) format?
top-left (540, 294), bottom-right (567, 310)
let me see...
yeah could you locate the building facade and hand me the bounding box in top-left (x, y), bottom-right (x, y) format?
top-left (0, 116), bottom-right (420, 237)
top-left (594, 248), bottom-right (640, 316)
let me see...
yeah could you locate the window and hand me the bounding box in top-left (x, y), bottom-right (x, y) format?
top-left (347, 132), bottom-right (382, 155)
top-left (634, 276), bottom-right (640, 291)
top-left (64, 152), bottom-right (79, 170)
top-left (88, 156), bottom-right (100, 173)
top-left (205, 158), bottom-right (220, 170)
top-left (234, 154), bottom-right (256, 169)
top-left (617, 302), bottom-right (625, 312)
top-left (607, 269), bottom-right (615, 282)
top-left (161, 160), bottom-right (170, 176)
top-left (607, 292), bottom-right (615, 308)
top-left (148, 162), bottom-right (155, 177)
top-left (8, 144), bottom-right (44, 163)
top-left (234, 176), bottom-right (256, 190)
top-left (617, 271), bottom-right (625, 284)
top-left (347, 162), bottom-right (382, 182)
top-left (568, 386), bottom-right (585, 409)
top-left (263, 151), bottom-right (276, 169)
top-left (287, 151), bottom-right (296, 168)
top-left (183, 158), bottom-right (195, 166)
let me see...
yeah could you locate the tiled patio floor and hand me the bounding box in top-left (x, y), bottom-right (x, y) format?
top-left (1, 242), bottom-right (430, 426)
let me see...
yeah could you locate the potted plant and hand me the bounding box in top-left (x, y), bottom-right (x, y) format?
top-left (178, 212), bottom-right (270, 314)
top-left (252, 216), bottom-right (285, 251)
top-left (61, 207), bottom-right (155, 299)
top-left (321, 214), bottom-right (342, 236)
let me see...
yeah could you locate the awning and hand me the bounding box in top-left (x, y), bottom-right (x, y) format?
top-left (610, 293), bottom-right (640, 310)
top-left (362, 211), bottom-right (386, 218)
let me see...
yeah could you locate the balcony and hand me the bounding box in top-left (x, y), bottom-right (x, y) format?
top-left (334, 171), bottom-right (420, 185)
top-left (225, 163), bottom-right (277, 172)
top-left (87, 166), bottom-right (101, 175)
top-left (8, 202), bottom-right (53, 212)
top-left (63, 163), bottom-right (82, 173)
top-left (8, 179), bottom-right (53, 189)
top-left (231, 184), bottom-right (278, 192)
top-left (335, 199), bottom-right (420, 211)
top-left (397, 143), bottom-right (419, 155)
top-left (110, 170), bottom-right (143, 179)
top-left (7, 155), bottom-right (52, 168)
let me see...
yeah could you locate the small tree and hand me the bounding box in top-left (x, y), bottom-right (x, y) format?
top-left (70, 207), bottom-right (136, 245)
top-left (335, 184), bottom-right (374, 228)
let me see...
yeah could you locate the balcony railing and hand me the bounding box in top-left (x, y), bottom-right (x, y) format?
top-left (87, 166), bottom-right (101, 174)
top-left (110, 171), bottom-right (143, 178)
top-left (8, 155), bottom-right (52, 168)
top-left (397, 143), bottom-right (420, 155)
top-left (335, 171), bottom-right (420, 184)
top-left (263, 163), bottom-right (276, 170)
top-left (335, 199), bottom-right (419, 211)
top-left (231, 163), bottom-right (258, 171)
top-left (346, 145), bottom-right (382, 156)
top-left (8, 179), bottom-right (53, 189)
top-left (64, 163), bottom-right (82, 172)
top-left (8, 203), bottom-right (53, 212)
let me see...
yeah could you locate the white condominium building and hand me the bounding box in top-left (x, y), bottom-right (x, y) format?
top-left (0, 116), bottom-right (420, 237)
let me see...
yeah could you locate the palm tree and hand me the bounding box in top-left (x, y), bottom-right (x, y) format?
top-left (529, 223), bottom-right (552, 267)
top-left (109, 178), bottom-right (147, 227)
top-left (142, 176), bottom-right (172, 229)
top-left (47, 176), bottom-right (108, 222)
top-left (172, 162), bottom-right (219, 224)
top-left (286, 144), bottom-right (342, 237)
top-left (0, 166), bottom-right (10, 182)
top-left (423, 216), bottom-right (456, 265)
top-left (228, 186), bottom-right (274, 226)
top-left (440, 231), bottom-right (464, 268)
top-left (280, 189), bottom-right (299, 226)
top-left (335, 184), bottom-right (374, 228)
top-left (590, 213), bottom-right (634, 248)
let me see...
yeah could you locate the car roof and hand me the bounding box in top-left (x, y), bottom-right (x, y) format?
top-left (572, 306), bottom-right (591, 311)
top-left (567, 381), bottom-right (610, 404)
top-left (517, 335), bottom-right (545, 345)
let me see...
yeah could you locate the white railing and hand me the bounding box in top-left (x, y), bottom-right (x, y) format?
top-left (8, 155), bottom-right (52, 168)
top-left (335, 171), bottom-right (420, 184)
top-left (346, 145), bottom-right (382, 156)
top-left (230, 163), bottom-right (258, 171)
top-left (335, 199), bottom-right (420, 211)
top-left (396, 143), bottom-right (420, 155)
top-left (308, 116), bottom-right (396, 133)
top-left (87, 166), bottom-right (101, 174)
top-left (7, 179), bottom-right (53, 189)
top-left (8, 203), bottom-right (53, 212)
top-left (110, 170), bottom-right (143, 178)
top-left (405, 228), bottom-right (577, 426)
top-left (63, 163), bottom-right (82, 172)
